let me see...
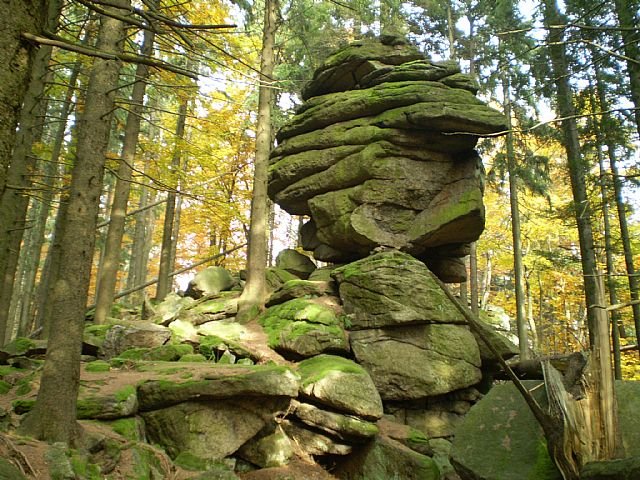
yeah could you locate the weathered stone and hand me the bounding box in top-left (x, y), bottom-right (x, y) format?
top-left (376, 418), bottom-right (433, 456)
top-left (265, 267), bottom-right (299, 293)
top-left (301, 37), bottom-right (423, 100)
top-left (333, 434), bottom-right (440, 480)
top-left (189, 293), bottom-right (239, 319)
top-left (350, 324), bottom-right (481, 400)
top-left (450, 380), bottom-right (562, 480)
top-left (266, 280), bottom-right (335, 307)
top-left (237, 428), bottom-right (294, 468)
top-left (168, 318), bottom-right (199, 343)
top-left (240, 460), bottom-right (338, 480)
top-left (297, 354), bottom-right (383, 420)
top-left (142, 397), bottom-right (289, 461)
top-left (184, 266), bottom-right (236, 298)
top-left (424, 256), bottom-right (467, 283)
top-left (137, 365), bottom-right (300, 411)
top-left (150, 292), bottom-right (195, 325)
top-left (472, 315), bottom-right (518, 365)
top-left (291, 400), bottom-right (379, 441)
top-left (281, 419), bottom-right (353, 456)
top-left (274, 248), bottom-right (317, 279)
top-left (580, 457), bottom-right (640, 480)
top-left (281, 81), bottom-right (505, 142)
top-left (258, 298), bottom-right (349, 358)
top-left (100, 321), bottom-right (171, 359)
top-left (405, 408), bottom-right (464, 438)
top-left (332, 251), bottom-right (463, 329)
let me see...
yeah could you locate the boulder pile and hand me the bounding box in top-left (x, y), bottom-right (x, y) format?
top-left (268, 36), bottom-right (506, 281)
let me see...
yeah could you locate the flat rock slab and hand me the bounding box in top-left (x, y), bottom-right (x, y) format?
top-left (291, 400), bottom-right (379, 442)
top-left (137, 364), bottom-right (300, 411)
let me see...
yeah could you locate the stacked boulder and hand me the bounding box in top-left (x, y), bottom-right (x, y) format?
top-left (268, 35), bottom-right (506, 281)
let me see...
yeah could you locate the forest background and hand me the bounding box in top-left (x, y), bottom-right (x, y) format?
top-left (2, 0), bottom-right (640, 388)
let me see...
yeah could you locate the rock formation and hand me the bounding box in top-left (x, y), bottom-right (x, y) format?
top-left (268, 36), bottom-right (506, 280)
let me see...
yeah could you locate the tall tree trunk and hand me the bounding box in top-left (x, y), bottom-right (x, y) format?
top-left (237, 0), bottom-right (277, 322)
top-left (481, 250), bottom-right (492, 309)
top-left (542, 0), bottom-right (599, 342)
top-left (155, 99), bottom-right (187, 301)
top-left (94, 25), bottom-right (155, 324)
top-left (0, 0), bottom-right (46, 195)
top-left (503, 72), bottom-right (529, 359)
top-left (593, 57), bottom-right (640, 358)
top-left (0, 0), bottom-right (57, 344)
top-left (20, 3), bottom-right (126, 444)
top-left (613, 0), bottom-right (640, 138)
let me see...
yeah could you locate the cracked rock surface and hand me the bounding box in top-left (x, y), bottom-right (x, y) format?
top-left (268, 36), bottom-right (506, 276)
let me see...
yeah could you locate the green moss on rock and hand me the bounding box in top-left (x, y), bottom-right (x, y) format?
top-left (179, 353), bottom-right (207, 362)
top-left (85, 360), bottom-right (111, 373)
top-left (0, 380), bottom-right (11, 394)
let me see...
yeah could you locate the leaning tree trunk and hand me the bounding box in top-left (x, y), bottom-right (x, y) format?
top-left (237, 0), bottom-right (278, 322)
top-left (19, 2), bottom-right (126, 444)
top-left (94, 25), bottom-right (155, 324)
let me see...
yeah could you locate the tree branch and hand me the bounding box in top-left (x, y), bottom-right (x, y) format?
top-left (21, 32), bottom-right (199, 79)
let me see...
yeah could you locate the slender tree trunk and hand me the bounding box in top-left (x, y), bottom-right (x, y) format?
top-left (543, 0), bottom-right (599, 343)
top-left (481, 250), bottom-right (492, 309)
top-left (20, 3), bottom-right (126, 444)
top-left (237, 0), bottom-right (278, 322)
top-left (0, 0), bottom-right (60, 344)
top-left (94, 25), bottom-right (155, 324)
top-left (155, 99), bottom-right (187, 301)
top-left (613, 0), bottom-right (640, 138)
top-left (503, 72), bottom-right (529, 359)
top-left (470, 242), bottom-right (479, 315)
top-left (593, 57), bottom-right (640, 358)
top-left (446, 1), bottom-right (456, 60)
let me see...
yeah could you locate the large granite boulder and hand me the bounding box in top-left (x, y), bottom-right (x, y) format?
top-left (332, 250), bottom-right (463, 329)
top-left (184, 266), bottom-right (236, 299)
top-left (297, 354), bottom-right (383, 420)
top-left (350, 324), bottom-right (481, 401)
top-left (268, 36), bottom-right (506, 271)
top-left (257, 298), bottom-right (349, 358)
top-left (142, 397), bottom-right (289, 461)
top-left (333, 434), bottom-right (440, 480)
top-left (450, 381), bottom-right (640, 480)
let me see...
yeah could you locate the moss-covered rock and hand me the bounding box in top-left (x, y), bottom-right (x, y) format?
top-left (297, 354), bottom-right (383, 420)
top-left (333, 434), bottom-right (440, 480)
top-left (266, 279), bottom-right (335, 307)
top-left (333, 251), bottom-right (463, 329)
top-left (184, 266), bottom-right (236, 298)
top-left (291, 400), bottom-right (379, 441)
top-left (274, 248), bottom-right (317, 279)
top-left (118, 343), bottom-right (193, 362)
top-left (350, 323), bottom-right (481, 401)
top-left (179, 353), bottom-right (208, 362)
top-left (143, 397), bottom-right (290, 461)
top-left (258, 298), bottom-right (349, 358)
top-left (85, 360), bottom-right (111, 373)
top-left (137, 364), bottom-right (300, 411)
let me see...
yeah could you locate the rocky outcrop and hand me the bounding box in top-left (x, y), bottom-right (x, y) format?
top-left (268, 36), bottom-right (506, 275)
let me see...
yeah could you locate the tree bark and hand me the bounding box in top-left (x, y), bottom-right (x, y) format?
top-left (503, 72), bottom-right (529, 359)
top-left (155, 99), bottom-right (187, 301)
top-left (542, 0), bottom-right (599, 344)
top-left (94, 23), bottom-right (155, 324)
top-left (613, 0), bottom-right (640, 138)
top-left (19, 2), bottom-right (126, 444)
top-left (0, 0), bottom-right (49, 344)
top-left (236, 0), bottom-right (277, 322)
top-left (0, 0), bottom-right (46, 194)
